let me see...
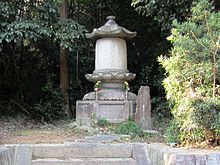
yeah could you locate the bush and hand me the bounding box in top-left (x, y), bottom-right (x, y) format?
top-left (33, 81), bottom-right (65, 121)
top-left (159, 0), bottom-right (220, 145)
top-left (191, 99), bottom-right (219, 129)
top-left (165, 119), bottom-right (181, 143)
top-left (115, 119), bottom-right (147, 138)
top-left (151, 97), bottom-right (171, 118)
top-left (97, 118), bottom-right (111, 127)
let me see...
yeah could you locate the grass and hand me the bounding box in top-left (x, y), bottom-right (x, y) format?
top-left (16, 130), bottom-right (38, 136)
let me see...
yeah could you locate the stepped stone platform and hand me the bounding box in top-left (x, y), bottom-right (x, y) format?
top-left (1, 135), bottom-right (220, 165)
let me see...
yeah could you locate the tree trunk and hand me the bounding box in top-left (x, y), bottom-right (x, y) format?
top-left (60, 0), bottom-right (71, 118)
top-left (212, 34), bottom-right (220, 99)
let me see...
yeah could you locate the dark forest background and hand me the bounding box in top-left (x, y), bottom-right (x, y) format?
top-left (0, 0), bottom-right (219, 121)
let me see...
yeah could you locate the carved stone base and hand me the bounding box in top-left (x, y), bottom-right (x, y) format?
top-left (76, 100), bottom-right (136, 125)
top-left (83, 90), bottom-right (137, 101)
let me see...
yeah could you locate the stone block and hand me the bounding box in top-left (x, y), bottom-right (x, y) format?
top-left (32, 143), bottom-right (133, 158)
top-left (133, 143), bottom-right (150, 165)
top-left (144, 143), bottom-right (220, 165)
top-left (32, 158), bottom-right (136, 165)
top-left (207, 153), bottom-right (220, 165)
top-left (0, 147), bottom-right (14, 165)
top-left (76, 101), bottom-right (94, 125)
top-left (135, 86), bottom-right (152, 130)
top-left (0, 145), bottom-right (32, 165)
top-left (14, 145), bottom-right (32, 165)
top-left (83, 90), bottom-right (137, 101)
top-left (76, 100), bottom-right (136, 125)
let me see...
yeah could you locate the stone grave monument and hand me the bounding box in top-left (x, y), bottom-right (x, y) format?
top-left (135, 86), bottom-right (152, 130)
top-left (76, 16), bottom-right (137, 125)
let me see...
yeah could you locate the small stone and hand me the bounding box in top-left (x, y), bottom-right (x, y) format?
top-left (169, 142), bottom-right (177, 147)
top-left (144, 130), bottom-right (158, 134)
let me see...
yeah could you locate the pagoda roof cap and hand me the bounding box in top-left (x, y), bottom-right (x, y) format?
top-left (85, 16), bottom-right (137, 40)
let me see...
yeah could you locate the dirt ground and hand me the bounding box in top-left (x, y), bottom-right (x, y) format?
top-left (0, 115), bottom-right (168, 144)
top-left (0, 116), bottom-right (88, 144)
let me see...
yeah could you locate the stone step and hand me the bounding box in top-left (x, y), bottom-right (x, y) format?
top-left (32, 143), bottom-right (132, 159)
top-left (32, 158), bottom-right (136, 165)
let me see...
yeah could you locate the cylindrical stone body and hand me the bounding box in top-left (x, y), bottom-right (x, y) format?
top-left (95, 38), bottom-right (127, 72)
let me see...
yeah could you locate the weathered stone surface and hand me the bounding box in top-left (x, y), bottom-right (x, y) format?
top-left (83, 90), bottom-right (137, 101)
top-left (32, 158), bottom-right (136, 165)
top-left (0, 147), bottom-right (14, 165)
top-left (14, 145), bottom-right (32, 165)
top-left (95, 38), bottom-right (127, 71)
top-left (76, 134), bottom-right (121, 143)
top-left (2, 144), bottom-right (32, 165)
top-left (32, 143), bottom-right (133, 158)
top-left (2, 142), bottom-right (220, 165)
top-left (76, 101), bottom-right (94, 126)
top-left (133, 143), bottom-right (150, 165)
top-left (135, 86), bottom-right (152, 130)
top-left (76, 100), bottom-right (136, 124)
top-left (145, 143), bottom-right (220, 165)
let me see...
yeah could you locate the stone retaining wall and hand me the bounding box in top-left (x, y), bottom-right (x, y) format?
top-left (144, 143), bottom-right (220, 165)
top-left (1, 143), bottom-right (220, 165)
top-left (0, 147), bottom-right (14, 165)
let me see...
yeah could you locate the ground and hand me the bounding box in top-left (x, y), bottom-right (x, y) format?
top-left (1, 115), bottom-right (219, 151)
top-left (0, 116), bottom-right (88, 144)
top-left (0, 115), bottom-right (167, 144)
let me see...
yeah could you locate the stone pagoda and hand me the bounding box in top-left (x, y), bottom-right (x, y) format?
top-left (76, 16), bottom-right (137, 125)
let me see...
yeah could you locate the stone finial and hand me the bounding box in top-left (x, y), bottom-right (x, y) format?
top-left (85, 16), bottom-right (137, 40)
top-left (106, 16), bottom-right (116, 24)
top-left (106, 15), bottom-right (116, 21)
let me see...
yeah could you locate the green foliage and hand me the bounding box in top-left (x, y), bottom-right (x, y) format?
top-left (0, 0), bottom-right (85, 118)
top-left (151, 97), bottom-right (171, 118)
top-left (97, 118), bottom-right (111, 127)
top-left (33, 81), bottom-right (65, 121)
top-left (191, 99), bottom-right (220, 136)
top-left (159, 0), bottom-right (220, 144)
top-left (53, 19), bottom-right (86, 50)
top-left (132, 0), bottom-right (194, 31)
top-left (164, 119), bottom-right (181, 143)
top-left (115, 119), bottom-right (145, 137)
top-left (0, 1), bottom-right (86, 50)
top-left (90, 115), bottom-right (116, 133)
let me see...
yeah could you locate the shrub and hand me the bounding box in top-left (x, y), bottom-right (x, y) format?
top-left (151, 96), bottom-right (171, 118)
top-left (97, 118), bottom-right (111, 127)
top-left (115, 119), bottom-right (146, 137)
top-left (159, 0), bottom-right (220, 144)
top-left (165, 119), bottom-right (181, 143)
top-left (33, 81), bottom-right (65, 121)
